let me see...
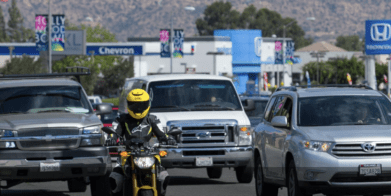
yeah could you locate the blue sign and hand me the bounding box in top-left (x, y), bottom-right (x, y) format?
top-left (365, 20), bottom-right (391, 55)
top-left (173, 29), bottom-right (184, 58)
top-left (0, 46), bottom-right (38, 55)
top-left (86, 46), bottom-right (143, 56)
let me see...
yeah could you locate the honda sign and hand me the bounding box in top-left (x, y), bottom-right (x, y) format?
top-left (366, 20), bottom-right (391, 55)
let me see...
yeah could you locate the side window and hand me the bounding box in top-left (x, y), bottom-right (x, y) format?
top-left (277, 97), bottom-right (293, 128)
top-left (268, 96), bottom-right (287, 122)
top-left (264, 97), bottom-right (277, 122)
top-left (132, 80), bottom-right (147, 90)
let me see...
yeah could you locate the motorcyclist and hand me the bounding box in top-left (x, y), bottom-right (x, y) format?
top-left (107, 89), bottom-right (176, 195)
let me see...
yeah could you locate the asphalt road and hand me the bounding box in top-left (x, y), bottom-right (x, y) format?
top-left (0, 167), bottom-right (379, 196)
top-left (0, 167), bottom-right (317, 196)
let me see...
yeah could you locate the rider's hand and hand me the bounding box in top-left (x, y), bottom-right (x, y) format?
top-left (167, 136), bottom-right (177, 145)
top-left (106, 138), bottom-right (117, 146)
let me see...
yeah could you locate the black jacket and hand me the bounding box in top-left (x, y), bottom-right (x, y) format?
top-left (114, 113), bottom-right (167, 143)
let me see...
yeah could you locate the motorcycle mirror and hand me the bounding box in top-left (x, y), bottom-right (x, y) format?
top-left (168, 128), bottom-right (182, 136)
top-left (102, 127), bottom-right (117, 136)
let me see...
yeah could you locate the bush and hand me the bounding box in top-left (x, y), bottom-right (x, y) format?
top-left (102, 98), bottom-right (119, 106)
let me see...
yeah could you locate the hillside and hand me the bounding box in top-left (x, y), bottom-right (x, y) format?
top-left (0, 0), bottom-right (387, 42)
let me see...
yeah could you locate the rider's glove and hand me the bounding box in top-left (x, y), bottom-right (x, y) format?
top-left (106, 138), bottom-right (117, 146)
top-left (167, 136), bottom-right (177, 145)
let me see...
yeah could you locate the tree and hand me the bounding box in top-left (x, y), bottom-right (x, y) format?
top-left (335, 35), bottom-right (364, 51)
top-left (0, 55), bottom-right (46, 74)
top-left (65, 21), bottom-right (117, 42)
top-left (95, 56), bottom-right (134, 96)
top-left (301, 57), bottom-right (365, 85)
top-left (0, 6), bottom-right (7, 42)
top-left (7, 0), bottom-right (34, 42)
top-left (196, 1), bottom-right (240, 35)
top-left (52, 55), bottom-right (100, 95)
top-left (196, 3), bottom-right (312, 49)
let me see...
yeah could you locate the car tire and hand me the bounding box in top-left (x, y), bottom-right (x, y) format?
top-left (287, 161), bottom-right (310, 196)
top-left (67, 178), bottom-right (87, 192)
top-left (90, 172), bottom-right (112, 196)
top-left (255, 157), bottom-right (278, 196)
top-left (122, 177), bottom-right (132, 196)
top-left (235, 162), bottom-right (253, 183)
top-left (207, 167), bottom-right (223, 179)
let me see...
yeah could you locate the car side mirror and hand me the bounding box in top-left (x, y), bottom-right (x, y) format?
top-left (95, 103), bottom-right (112, 115)
top-left (168, 128), bottom-right (182, 136)
top-left (271, 116), bottom-right (288, 127)
top-left (243, 99), bottom-right (255, 111)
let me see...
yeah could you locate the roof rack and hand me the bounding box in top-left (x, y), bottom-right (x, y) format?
top-left (0, 66), bottom-right (90, 83)
top-left (275, 84), bottom-right (373, 92)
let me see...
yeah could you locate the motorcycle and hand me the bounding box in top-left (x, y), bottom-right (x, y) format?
top-left (102, 127), bottom-right (181, 196)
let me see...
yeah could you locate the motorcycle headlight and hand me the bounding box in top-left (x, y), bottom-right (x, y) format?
top-left (301, 140), bottom-right (332, 152)
top-left (133, 157), bottom-right (155, 169)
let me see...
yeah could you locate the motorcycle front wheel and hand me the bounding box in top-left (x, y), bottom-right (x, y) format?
top-left (139, 189), bottom-right (154, 196)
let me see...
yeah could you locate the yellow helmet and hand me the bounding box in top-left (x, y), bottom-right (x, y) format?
top-left (127, 89), bottom-right (150, 119)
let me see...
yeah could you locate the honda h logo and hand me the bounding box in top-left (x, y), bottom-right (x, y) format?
top-left (361, 143), bottom-right (376, 153)
top-left (371, 23), bottom-right (391, 41)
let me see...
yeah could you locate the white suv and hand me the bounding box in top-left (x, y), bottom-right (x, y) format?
top-left (253, 85), bottom-right (391, 196)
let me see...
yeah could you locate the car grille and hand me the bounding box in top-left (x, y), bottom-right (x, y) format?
top-left (17, 128), bottom-right (81, 150)
top-left (167, 120), bottom-right (237, 146)
top-left (331, 143), bottom-right (391, 157)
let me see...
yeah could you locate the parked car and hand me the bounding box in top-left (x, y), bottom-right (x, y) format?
top-left (253, 84), bottom-right (391, 196)
top-left (0, 70), bottom-right (112, 195)
top-left (118, 74), bottom-right (254, 183)
top-left (240, 95), bottom-right (269, 128)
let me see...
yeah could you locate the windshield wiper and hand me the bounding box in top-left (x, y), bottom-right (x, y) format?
top-left (152, 105), bottom-right (191, 111)
top-left (194, 104), bottom-right (236, 110)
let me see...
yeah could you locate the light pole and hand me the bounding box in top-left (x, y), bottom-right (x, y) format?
top-left (207, 51), bottom-right (224, 75)
top-left (48, 0), bottom-right (52, 73)
top-left (169, 6), bottom-right (195, 74)
top-left (282, 21), bottom-right (295, 87)
top-left (310, 51), bottom-right (326, 84)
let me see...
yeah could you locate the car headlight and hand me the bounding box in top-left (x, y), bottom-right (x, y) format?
top-left (0, 130), bottom-right (16, 149)
top-left (133, 157), bottom-right (155, 169)
top-left (238, 126), bottom-right (252, 146)
top-left (82, 126), bottom-right (101, 134)
top-left (301, 140), bottom-right (332, 152)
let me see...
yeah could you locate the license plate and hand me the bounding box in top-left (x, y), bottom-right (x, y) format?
top-left (40, 162), bottom-right (60, 172)
top-left (359, 164), bottom-right (381, 176)
top-left (196, 157), bottom-right (213, 167)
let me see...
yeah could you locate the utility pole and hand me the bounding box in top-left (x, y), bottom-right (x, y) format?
top-left (48, 0), bottom-right (52, 73)
top-left (170, 11), bottom-right (173, 74)
top-left (8, 46), bottom-right (14, 60)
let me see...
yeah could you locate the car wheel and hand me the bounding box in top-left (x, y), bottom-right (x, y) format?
top-left (67, 178), bottom-right (87, 192)
top-left (90, 172), bottom-right (112, 196)
top-left (255, 157), bottom-right (278, 196)
top-left (207, 167), bottom-right (222, 179)
top-left (288, 161), bottom-right (310, 196)
top-left (235, 162), bottom-right (253, 183)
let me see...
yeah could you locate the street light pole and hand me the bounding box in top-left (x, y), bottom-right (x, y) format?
top-left (48, 0), bottom-right (52, 73)
top-left (170, 11), bottom-right (173, 74)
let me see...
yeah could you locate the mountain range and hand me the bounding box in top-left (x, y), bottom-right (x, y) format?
top-left (0, 0), bottom-right (388, 43)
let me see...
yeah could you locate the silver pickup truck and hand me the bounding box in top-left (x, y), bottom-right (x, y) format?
top-left (118, 74), bottom-right (254, 183)
top-left (0, 72), bottom-right (112, 196)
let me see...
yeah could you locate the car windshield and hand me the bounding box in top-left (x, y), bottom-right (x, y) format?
top-left (0, 86), bottom-right (92, 115)
top-left (298, 96), bottom-right (391, 126)
top-left (243, 100), bottom-right (268, 117)
top-left (147, 80), bottom-right (242, 112)
top-left (101, 109), bottom-right (119, 124)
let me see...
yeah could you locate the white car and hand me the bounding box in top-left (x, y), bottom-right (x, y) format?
top-left (88, 95), bottom-right (103, 104)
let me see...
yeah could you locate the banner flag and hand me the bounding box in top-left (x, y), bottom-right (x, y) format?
top-left (35, 14), bottom-right (65, 52)
top-left (173, 29), bottom-right (184, 58)
top-left (275, 41), bottom-right (283, 64)
top-left (160, 29), bottom-right (170, 58)
top-left (263, 72), bottom-right (268, 91)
